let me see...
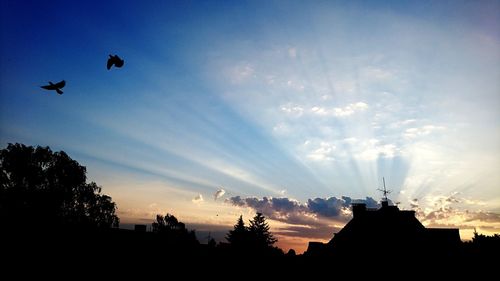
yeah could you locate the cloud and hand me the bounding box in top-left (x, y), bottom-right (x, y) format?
top-left (288, 47), bottom-right (297, 58)
top-left (346, 138), bottom-right (400, 161)
top-left (226, 196), bottom-right (314, 227)
top-left (390, 119), bottom-right (417, 128)
top-left (421, 207), bottom-right (500, 231)
top-left (280, 103), bottom-right (304, 117)
top-left (464, 212), bottom-right (500, 223)
top-left (226, 193), bottom-right (500, 242)
top-left (404, 125), bottom-right (446, 139)
top-left (333, 102), bottom-right (368, 117)
top-left (227, 195), bottom-right (384, 220)
top-left (272, 122), bottom-right (290, 135)
top-left (407, 193), bottom-right (500, 237)
top-left (410, 198), bottom-right (419, 209)
top-left (286, 80), bottom-right (305, 91)
top-left (307, 197), bottom-right (350, 217)
top-left (227, 195), bottom-right (246, 207)
top-left (228, 62), bottom-right (255, 83)
top-left (274, 225), bottom-right (339, 239)
top-left (343, 137), bottom-right (358, 144)
top-left (310, 102), bottom-right (368, 117)
top-left (192, 194), bottom-right (204, 203)
top-left (307, 141), bottom-right (336, 161)
top-left (214, 188), bottom-right (225, 200)
top-left (226, 196), bottom-right (307, 217)
top-left (227, 195), bottom-right (381, 223)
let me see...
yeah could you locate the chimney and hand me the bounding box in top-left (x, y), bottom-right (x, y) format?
top-left (352, 203), bottom-right (366, 217)
top-left (381, 200), bottom-right (388, 208)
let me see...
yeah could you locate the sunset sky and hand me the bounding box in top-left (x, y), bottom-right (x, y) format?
top-left (1, 0), bottom-right (499, 253)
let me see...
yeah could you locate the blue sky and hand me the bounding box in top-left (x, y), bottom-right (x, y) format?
top-left (1, 0), bottom-right (499, 252)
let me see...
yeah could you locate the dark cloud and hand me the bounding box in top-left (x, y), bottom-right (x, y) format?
top-left (307, 197), bottom-right (348, 217)
top-left (465, 211), bottom-right (500, 223)
top-left (227, 195), bottom-right (246, 207)
top-left (227, 195), bottom-right (383, 222)
top-left (226, 196), bottom-right (310, 225)
top-left (274, 225), bottom-right (341, 239)
top-left (364, 197), bottom-right (382, 208)
top-left (307, 196), bottom-right (381, 218)
top-left (410, 198), bottom-right (419, 209)
top-left (271, 197), bottom-right (305, 212)
top-left (225, 195), bottom-right (383, 241)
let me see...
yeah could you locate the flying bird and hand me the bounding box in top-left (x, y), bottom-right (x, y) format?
top-left (41, 80), bottom-right (65, 95)
top-left (107, 54), bottom-right (124, 70)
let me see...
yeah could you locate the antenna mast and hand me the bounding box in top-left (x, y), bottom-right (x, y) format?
top-left (377, 177), bottom-right (392, 202)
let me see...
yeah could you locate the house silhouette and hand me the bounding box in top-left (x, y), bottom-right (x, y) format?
top-left (306, 199), bottom-right (461, 258)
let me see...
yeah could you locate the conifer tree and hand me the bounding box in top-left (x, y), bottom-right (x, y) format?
top-left (248, 212), bottom-right (277, 248)
top-left (226, 215), bottom-right (249, 247)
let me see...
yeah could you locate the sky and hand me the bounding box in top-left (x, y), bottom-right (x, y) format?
top-left (1, 0), bottom-right (499, 253)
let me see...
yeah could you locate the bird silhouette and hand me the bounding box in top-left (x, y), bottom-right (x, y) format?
top-left (41, 80), bottom-right (65, 95)
top-left (107, 54), bottom-right (124, 70)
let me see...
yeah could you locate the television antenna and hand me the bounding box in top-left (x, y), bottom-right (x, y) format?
top-left (205, 231), bottom-right (212, 243)
top-left (377, 177), bottom-right (392, 202)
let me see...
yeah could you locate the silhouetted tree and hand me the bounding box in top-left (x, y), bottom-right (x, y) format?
top-left (248, 212), bottom-right (277, 248)
top-left (153, 213), bottom-right (185, 232)
top-left (465, 230), bottom-right (500, 257)
top-left (226, 215), bottom-right (249, 247)
top-left (208, 238), bottom-right (217, 249)
top-left (0, 143), bottom-right (119, 230)
top-left (152, 213), bottom-right (199, 246)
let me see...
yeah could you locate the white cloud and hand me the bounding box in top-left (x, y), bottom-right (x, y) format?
top-left (311, 106), bottom-right (328, 115)
top-left (333, 80), bottom-right (356, 94)
top-left (390, 119), bottom-right (417, 128)
top-left (214, 188), bottom-right (226, 200)
top-left (272, 122), bottom-right (291, 135)
top-left (192, 194), bottom-right (204, 203)
top-left (404, 125), bottom-right (446, 138)
top-left (228, 62), bottom-right (254, 83)
top-left (286, 80), bottom-right (305, 91)
top-left (280, 104), bottom-right (304, 117)
top-left (311, 102), bottom-right (368, 117)
top-left (357, 141), bottom-right (398, 161)
top-left (343, 137), bottom-right (358, 144)
top-left (307, 142), bottom-right (336, 161)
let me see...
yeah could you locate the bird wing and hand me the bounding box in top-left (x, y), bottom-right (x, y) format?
top-left (115, 59), bottom-right (124, 67)
top-left (107, 58), bottom-right (114, 70)
top-left (54, 80), bottom-right (65, 88)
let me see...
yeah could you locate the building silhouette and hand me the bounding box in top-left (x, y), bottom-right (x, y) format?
top-left (306, 199), bottom-right (461, 258)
